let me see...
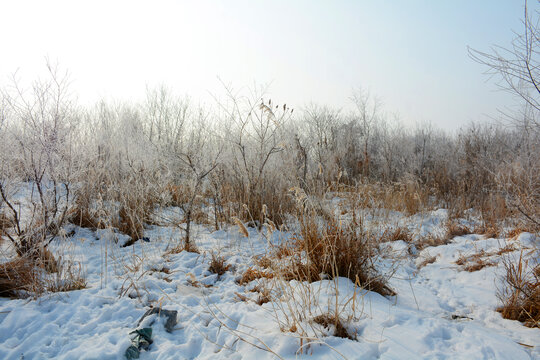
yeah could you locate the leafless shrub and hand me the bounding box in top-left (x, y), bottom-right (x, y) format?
top-left (0, 62), bottom-right (76, 270)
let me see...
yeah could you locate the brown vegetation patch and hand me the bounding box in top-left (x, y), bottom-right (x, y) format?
top-left (238, 267), bottom-right (274, 285)
top-left (250, 284), bottom-right (273, 305)
top-left (277, 215), bottom-right (395, 297)
top-left (208, 254), bottom-right (231, 276)
top-left (117, 206), bottom-right (145, 241)
top-left (418, 256), bottom-right (437, 269)
top-left (497, 250), bottom-right (540, 328)
top-left (456, 251), bottom-right (495, 272)
top-left (447, 221), bottom-right (471, 238)
top-left (166, 243), bottom-right (200, 255)
top-left (456, 244), bottom-right (516, 272)
top-left (253, 255), bottom-right (272, 269)
top-left (506, 227), bottom-right (531, 240)
top-left (416, 233), bottom-right (451, 250)
top-left (0, 258), bottom-right (38, 298)
top-left (382, 227), bottom-right (413, 243)
top-left (312, 314), bottom-right (354, 340)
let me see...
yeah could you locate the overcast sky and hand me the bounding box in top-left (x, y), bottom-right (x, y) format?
top-left (0, 0), bottom-right (537, 130)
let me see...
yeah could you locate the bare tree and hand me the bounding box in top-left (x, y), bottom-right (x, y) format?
top-left (469, 2), bottom-right (540, 118)
top-left (175, 108), bottom-right (222, 250)
top-left (218, 83), bottom-right (293, 226)
top-left (350, 88), bottom-right (382, 178)
top-left (469, 1), bottom-right (540, 227)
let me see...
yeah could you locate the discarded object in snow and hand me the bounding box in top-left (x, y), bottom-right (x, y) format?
top-left (121, 236), bottom-right (151, 248)
top-left (125, 308), bottom-right (178, 358)
top-left (125, 328), bottom-right (152, 359)
top-left (137, 307), bottom-right (178, 333)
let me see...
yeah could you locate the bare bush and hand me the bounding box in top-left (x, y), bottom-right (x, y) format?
top-left (0, 62), bottom-right (77, 260)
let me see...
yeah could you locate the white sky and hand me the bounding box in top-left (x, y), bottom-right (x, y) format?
top-left (0, 0), bottom-right (536, 131)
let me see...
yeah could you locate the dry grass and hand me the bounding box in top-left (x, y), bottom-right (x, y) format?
top-left (166, 242), bottom-right (200, 255)
top-left (506, 227), bottom-right (531, 239)
top-left (416, 232), bottom-right (451, 250)
top-left (312, 313), bottom-right (354, 340)
top-left (208, 253), bottom-right (231, 276)
top-left (456, 244), bottom-right (517, 272)
top-left (70, 196), bottom-right (101, 229)
top-left (0, 258), bottom-right (39, 298)
top-left (345, 181), bottom-right (431, 216)
top-left (250, 284), bottom-right (272, 305)
top-left (277, 211), bottom-right (394, 297)
top-left (117, 205), bottom-right (146, 241)
top-left (253, 255), bottom-right (272, 269)
top-left (446, 221), bottom-right (471, 238)
top-left (238, 267), bottom-right (274, 285)
top-left (497, 249), bottom-right (540, 328)
top-left (381, 226), bottom-right (413, 243)
top-left (418, 255), bottom-right (437, 269)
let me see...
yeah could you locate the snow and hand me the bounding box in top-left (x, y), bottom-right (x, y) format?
top-left (0, 209), bottom-right (538, 359)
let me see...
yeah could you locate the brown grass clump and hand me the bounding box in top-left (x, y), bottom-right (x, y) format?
top-left (208, 253), bottom-right (231, 276)
top-left (456, 250), bottom-right (496, 272)
top-left (253, 255), bottom-right (272, 269)
top-left (497, 249), bottom-right (540, 328)
top-left (348, 181), bottom-right (431, 216)
top-left (238, 267), bottom-right (274, 285)
top-left (166, 242), bottom-right (200, 255)
top-left (69, 196), bottom-right (101, 229)
top-left (0, 258), bottom-right (39, 298)
top-left (117, 205), bottom-right (145, 241)
top-left (167, 184), bottom-right (190, 206)
top-left (278, 213), bottom-right (394, 297)
top-left (506, 227), bottom-right (531, 240)
top-left (456, 244), bottom-right (518, 272)
top-left (446, 221), bottom-right (471, 238)
top-left (312, 314), bottom-right (354, 340)
top-left (48, 268), bottom-right (87, 293)
top-left (381, 226), bottom-right (413, 243)
top-left (416, 233), bottom-right (451, 250)
top-left (418, 256), bottom-right (437, 269)
top-left (250, 284), bottom-right (273, 305)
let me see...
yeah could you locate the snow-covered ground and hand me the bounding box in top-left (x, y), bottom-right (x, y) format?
top-left (0, 209), bottom-right (538, 359)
